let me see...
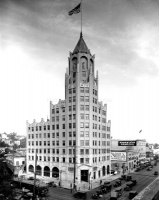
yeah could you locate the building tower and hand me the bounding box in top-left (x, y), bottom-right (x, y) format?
top-left (26, 32), bottom-right (111, 187)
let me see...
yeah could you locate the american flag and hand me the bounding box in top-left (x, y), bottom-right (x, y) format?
top-left (68, 3), bottom-right (81, 16)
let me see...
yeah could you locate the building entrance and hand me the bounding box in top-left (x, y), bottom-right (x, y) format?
top-left (81, 170), bottom-right (88, 182)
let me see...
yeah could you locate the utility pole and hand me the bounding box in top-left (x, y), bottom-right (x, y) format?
top-left (73, 145), bottom-right (76, 190)
top-left (33, 151), bottom-right (37, 200)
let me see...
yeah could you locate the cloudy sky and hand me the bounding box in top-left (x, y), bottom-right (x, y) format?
top-left (0, 0), bottom-right (159, 143)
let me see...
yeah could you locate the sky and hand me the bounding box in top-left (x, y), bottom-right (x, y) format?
top-left (0, 0), bottom-right (159, 143)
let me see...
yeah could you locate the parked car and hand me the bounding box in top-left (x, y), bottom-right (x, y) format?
top-left (154, 171), bottom-right (158, 175)
top-left (147, 167), bottom-right (152, 171)
top-left (124, 185), bottom-right (131, 191)
top-left (131, 180), bottom-right (137, 186)
top-left (114, 180), bottom-right (121, 187)
top-left (126, 175), bottom-right (132, 181)
top-left (129, 190), bottom-right (138, 199)
top-left (104, 181), bottom-right (111, 185)
top-left (92, 194), bottom-right (99, 199)
top-left (73, 192), bottom-right (87, 199)
top-left (135, 168), bottom-right (140, 172)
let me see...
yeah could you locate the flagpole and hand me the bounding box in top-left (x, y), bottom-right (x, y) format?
top-left (81, 0), bottom-right (82, 33)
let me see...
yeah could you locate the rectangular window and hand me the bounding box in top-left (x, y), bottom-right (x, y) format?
top-left (85, 158), bottom-right (89, 164)
top-left (62, 124), bottom-right (65, 129)
top-left (56, 149), bottom-right (59, 154)
top-left (52, 117), bottom-right (55, 122)
top-left (85, 105), bottom-right (89, 111)
top-left (56, 108), bottom-right (59, 114)
top-left (69, 132), bottom-right (72, 137)
top-left (56, 116), bottom-right (59, 121)
top-left (73, 123), bottom-right (76, 128)
top-left (52, 132), bottom-right (55, 138)
top-left (73, 96), bottom-right (76, 102)
top-left (52, 157), bottom-right (55, 162)
top-left (52, 109), bottom-right (55, 114)
top-left (52, 149), bottom-right (55, 154)
top-left (44, 133), bottom-right (46, 138)
top-left (85, 114), bottom-right (89, 120)
top-left (69, 97), bottom-right (72, 103)
top-left (62, 132), bottom-right (65, 137)
top-left (85, 88), bottom-right (89, 93)
top-left (36, 126), bottom-right (38, 131)
top-left (80, 149), bottom-right (84, 155)
top-left (85, 140), bottom-right (89, 146)
top-left (47, 125), bottom-right (50, 130)
top-left (73, 114), bottom-right (76, 120)
top-left (52, 125), bottom-right (55, 130)
top-left (69, 123), bottom-right (72, 129)
top-left (39, 141), bottom-right (42, 146)
top-left (56, 124), bottom-right (59, 129)
top-left (85, 96), bottom-right (89, 102)
top-left (80, 158), bottom-right (84, 164)
top-left (80, 105), bottom-right (84, 111)
top-left (69, 140), bottom-right (72, 146)
top-left (48, 141), bottom-right (50, 146)
top-left (69, 115), bottom-right (72, 120)
top-left (48, 149), bottom-right (50, 153)
top-left (73, 131), bottom-right (76, 137)
top-left (57, 157), bottom-right (59, 162)
top-left (63, 157), bottom-right (65, 163)
top-left (52, 141), bottom-right (55, 146)
top-left (80, 87), bottom-right (84, 93)
top-left (62, 149), bottom-right (65, 154)
top-left (80, 96), bottom-right (84, 102)
top-left (69, 106), bottom-right (72, 111)
top-left (80, 122), bottom-right (84, 128)
top-left (69, 89), bottom-right (71, 94)
top-left (44, 126), bottom-right (46, 130)
top-left (85, 149), bottom-right (89, 154)
top-left (85, 131), bottom-right (89, 137)
top-left (69, 158), bottom-right (72, 163)
top-left (62, 115), bottom-right (65, 121)
top-left (85, 122), bottom-right (89, 128)
top-left (73, 105), bottom-right (76, 111)
top-left (107, 127), bottom-right (110, 132)
top-left (56, 132), bottom-right (59, 138)
top-left (56, 141), bottom-right (59, 146)
top-left (80, 131), bottom-right (84, 137)
top-left (73, 88), bottom-right (76, 93)
top-left (44, 141), bottom-right (46, 146)
top-left (80, 114), bottom-right (84, 119)
top-left (48, 133), bottom-right (50, 138)
top-left (80, 140), bottom-right (84, 146)
top-left (63, 141), bottom-right (65, 146)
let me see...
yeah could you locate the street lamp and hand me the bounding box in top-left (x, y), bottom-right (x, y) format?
top-left (88, 172), bottom-right (91, 190)
top-left (59, 170), bottom-right (62, 187)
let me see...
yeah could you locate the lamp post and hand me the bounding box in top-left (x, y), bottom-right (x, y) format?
top-left (88, 172), bottom-right (91, 190)
top-left (59, 170), bottom-right (62, 187)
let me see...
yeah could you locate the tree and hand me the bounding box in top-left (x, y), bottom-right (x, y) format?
top-left (154, 143), bottom-right (159, 149)
top-left (8, 132), bottom-right (18, 141)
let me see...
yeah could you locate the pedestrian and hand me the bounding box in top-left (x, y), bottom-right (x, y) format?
top-left (100, 179), bottom-right (102, 185)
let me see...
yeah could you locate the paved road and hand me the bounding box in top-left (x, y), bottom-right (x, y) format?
top-left (47, 165), bottom-right (159, 200)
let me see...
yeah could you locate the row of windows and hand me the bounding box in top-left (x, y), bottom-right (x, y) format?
top-left (28, 148), bottom-right (110, 155)
top-left (28, 156), bottom-right (109, 163)
top-left (28, 140), bottom-right (76, 146)
top-left (28, 132), bottom-right (110, 140)
top-left (28, 125), bottom-right (50, 132)
top-left (92, 140), bottom-right (110, 146)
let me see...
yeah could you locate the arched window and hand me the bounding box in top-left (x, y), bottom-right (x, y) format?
top-left (29, 165), bottom-right (34, 172)
top-left (52, 167), bottom-right (59, 178)
top-left (44, 166), bottom-right (50, 177)
top-left (36, 165), bottom-right (42, 175)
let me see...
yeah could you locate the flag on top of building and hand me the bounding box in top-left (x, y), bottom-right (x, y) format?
top-left (68, 3), bottom-right (81, 16)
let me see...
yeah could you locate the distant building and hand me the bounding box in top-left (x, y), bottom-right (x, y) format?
top-left (26, 32), bottom-right (111, 185)
top-left (111, 139), bottom-right (146, 172)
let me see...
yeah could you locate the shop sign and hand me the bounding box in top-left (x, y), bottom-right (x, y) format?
top-left (111, 152), bottom-right (126, 161)
top-left (118, 141), bottom-right (137, 146)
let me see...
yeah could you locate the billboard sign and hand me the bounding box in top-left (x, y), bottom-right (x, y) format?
top-left (111, 152), bottom-right (126, 161)
top-left (118, 141), bottom-right (136, 146)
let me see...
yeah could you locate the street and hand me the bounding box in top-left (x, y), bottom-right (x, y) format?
top-left (46, 164), bottom-right (159, 200)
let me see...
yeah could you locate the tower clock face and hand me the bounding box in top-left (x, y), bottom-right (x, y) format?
top-left (73, 63), bottom-right (77, 71)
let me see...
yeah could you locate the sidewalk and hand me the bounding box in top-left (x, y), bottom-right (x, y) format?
top-left (60, 169), bottom-right (135, 191)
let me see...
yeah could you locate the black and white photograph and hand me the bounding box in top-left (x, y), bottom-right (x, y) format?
top-left (0, 0), bottom-right (159, 199)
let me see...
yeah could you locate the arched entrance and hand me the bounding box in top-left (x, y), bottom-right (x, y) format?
top-left (52, 167), bottom-right (59, 178)
top-left (44, 166), bottom-right (50, 177)
top-left (107, 165), bottom-right (110, 174)
top-left (102, 166), bottom-right (106, 176)
top-left (28, 165), bottom-right (34, 172)
top-left (36, 165), bottom-right (42, 175)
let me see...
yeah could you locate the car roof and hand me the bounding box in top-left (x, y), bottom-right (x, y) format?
top-left (129, 190), bottom-right (137, 193)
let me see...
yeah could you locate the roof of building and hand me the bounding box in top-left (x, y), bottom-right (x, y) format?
top-left (73, 32), bottom-right (91, 55)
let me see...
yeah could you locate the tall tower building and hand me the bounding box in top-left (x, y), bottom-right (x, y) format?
top-left (26, 32), bottom-right (111, 186)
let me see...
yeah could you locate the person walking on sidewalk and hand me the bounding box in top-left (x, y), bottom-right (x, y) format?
top-left (100, 179), bottom-right (102, 185)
